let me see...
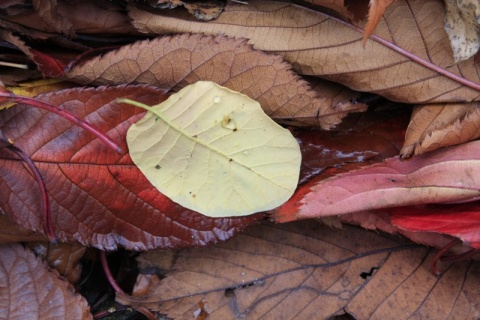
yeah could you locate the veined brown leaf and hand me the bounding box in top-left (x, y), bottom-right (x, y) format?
top-left (128, 0), bottom-right (480, 104)
top-left (0, 244), bottom-right (91, 319)
top-left (117, 221), bottom-right (480, 319)
top-left (66, 34), bottom-right (366, 129)
top-left (401, 103), bottom-right (480, 158)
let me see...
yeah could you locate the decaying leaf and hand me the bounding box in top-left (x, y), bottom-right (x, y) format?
top-left (128, 0), bottom-right (480, 104)
top-left (0, 244), bottom-right (91, 319)
top-left (67, 34), bottom-right (362, 129)
top-left (0, 85), bottom-right (260, 250)
top-left (124, 81), bottom-right (301, 217)
top-left (401, 103), bottom-right (480, 158)
top-left (444, 0), bottom-right (480, 62)
top-left (274, 140), bottom-right (480, 222)
top-left (146, 0), bottom-right (225, 21)
top-left (117, 221), bottom-right (480, 319)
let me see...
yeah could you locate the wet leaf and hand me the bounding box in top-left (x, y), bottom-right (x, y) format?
top-left (401, 103), bottom-right (480, 158)
top-left (0, 85), bottom-right (260, 250)
top-left (273, 141), bottom-right (480, 222)
top-left (123, 81), bottom-right (301, 217)
top-left (67, 34), bottom-right (364, 129)
top-left (128, 0), bottom-right (480, 104)
top-left (0, 243), bottom-right (91, 319)
top-left (117, 221), bottom-right (480, 319)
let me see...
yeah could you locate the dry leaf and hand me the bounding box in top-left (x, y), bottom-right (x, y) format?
top-left (31, 0), bottom-right (74, 35)
top-left (117, 221), bottom-right (480, 319)
top-left (128, 0), bottom-right (480, 104)
top-left (444, 0), bottom-right (480, 62)
top-left (302, 0), bottom-right (369, 21)
top-left (0, 244), bottom-right (91, 319)
top-left (401, 103), bottom-right (480, 158)
top-left (363, 0), bottom-right (393, 45)
top-left (67, 34), bottom-right (361, 128)
top-left (147, 0), bottom-right (225, 21)
top-left (27, 242), bottom-right (86, 284)
top-left (0, 85), bottom-right (260, 250)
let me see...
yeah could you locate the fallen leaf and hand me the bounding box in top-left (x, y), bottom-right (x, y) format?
top-left (0, 213), bottom-right (48, 244)
top-left (390, 202), bottom-right (480, 248)
top-left (273, 140), bottom-right (480, 222)
top-left (146, 0), bottom-right (225, 21)
top-left (401, 103), bottom-right (480, 158)
top-left (0, 30), bottom-right (68, 77)
top-left (363, 0), bottom-right (393, 45)
top-left (67, 34), bottom-right (364, 129)
top-left (0, 243), bottom-right (91, 319)
top-left (128, 0), bottom-right (480, 104)
top-left (444, 0), bottom-right (480, 62)
top-left (2, 0), bottom-right (137, 35)
top-left (123, 81), bottom-right (301, 217)
top-left (0, 85), bottom-right (260, 250)
top-left (302, 0), bottom-right (369, 21)
top-left (27, 242), bottom-right (87, 284)
top-left (117, 221), bottom-right (480, 319)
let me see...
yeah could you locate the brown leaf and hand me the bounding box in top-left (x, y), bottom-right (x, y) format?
top-left (401, 103), bottom-right (480, 158)
top-left (31, 0), bottom-right (74, 36)
top-left (117, 221), bottom-right (480, 319)
top-left (3, 0), bottom-right (137, 35)
top-left (26, 242), bottom-right (86, 284)
top-left (301, 0), bottom-right (370, 21)
top-left (0, 85), bottom-right (260, 250)
top-left (128, 0), bottom-right (480, 104)
top-left (147, 0), bottom-right (225, 21)
top-left (67, 34), bottom-right (363, 128)
top-left (0, 244), bottom-right (91, 319)
top-left (363, 0), bottom-right (393, 45)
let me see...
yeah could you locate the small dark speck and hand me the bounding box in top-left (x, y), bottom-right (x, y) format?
top-left (155, 165), bottom-right (161, 169)
top-left (233, 128), bottom-right (237, 132)
top-left (193, 135), bottom-right (198, 138)
top-left (229, 158), bottom-right (233, 162)
top-left (389, 179), bottom-right (396, 182)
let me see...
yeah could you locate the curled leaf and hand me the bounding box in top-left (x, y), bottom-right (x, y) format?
top-left (274, 141), bottom-right (480, 222)
top-left (401, 103), bottom-right (480, 158)
top-left (123, 81), bottom-right (301, 217)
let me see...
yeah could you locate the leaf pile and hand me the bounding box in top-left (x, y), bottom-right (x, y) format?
top-left (1, 0), bottom-right (480, 318)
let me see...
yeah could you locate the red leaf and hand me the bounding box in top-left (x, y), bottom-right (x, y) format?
top-left (0, 85), bottom-right (260, 250)
top-left (274, 141), bottom-right (480, 222)
top-left (389, 202), bottom-right (480, 248)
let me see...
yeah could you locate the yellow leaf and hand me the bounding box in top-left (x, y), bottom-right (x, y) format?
top-left (122, 81), bottom-right (301, 217)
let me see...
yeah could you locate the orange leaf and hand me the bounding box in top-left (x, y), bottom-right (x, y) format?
top-left (363, 0), bottom-right (394, 45)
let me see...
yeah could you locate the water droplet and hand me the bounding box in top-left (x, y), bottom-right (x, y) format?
top-left (213, 96), bottom-right (221, 103)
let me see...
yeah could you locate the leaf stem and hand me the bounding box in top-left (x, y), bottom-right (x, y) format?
top-left (0, 92), bottom-right (122, 154)
top-left (332, 16), bottom-right (480, 92)
top-left (100, 251), bottom-right (125, 295)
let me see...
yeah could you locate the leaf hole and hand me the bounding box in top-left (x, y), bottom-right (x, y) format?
top-left (360, 267), bottom-right (378, 279)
